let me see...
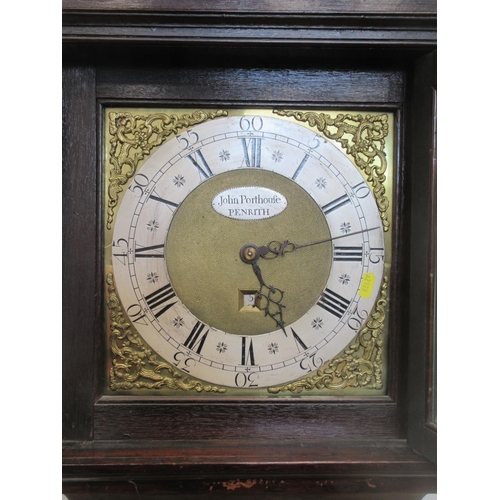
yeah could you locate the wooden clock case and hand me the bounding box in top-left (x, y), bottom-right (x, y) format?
top-left (62, 2), bottom-right (437, 498)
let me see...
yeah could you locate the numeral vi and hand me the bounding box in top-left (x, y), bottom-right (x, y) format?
top-left (241, 337), bottom-right (256, 365)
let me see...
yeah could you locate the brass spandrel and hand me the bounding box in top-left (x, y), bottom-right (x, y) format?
top-left (273, 109), bottom-right (390, 232)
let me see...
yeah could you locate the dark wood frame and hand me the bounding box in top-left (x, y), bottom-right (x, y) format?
top-left (407, 49), bottom-right (437, 464)
top-left (63, 2), bottom-right (437, 497)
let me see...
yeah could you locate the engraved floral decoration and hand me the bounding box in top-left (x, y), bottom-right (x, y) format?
top-left (106, 273), bottom-right (226, 392)
top-left (173, 175), bottom-right (186, 187)
top-left (273, 109), bottom-right (390, 231)
top-left (146, 272), bottom-right (159, 284)
top-left (172, 316), bottom-right (184, 328)
top-left (338, 273), bottom-right (351, 285)
top-left (216, 342), bottom-right (228, 354)
top-left (268, 277), bottom-right (388, 394)
top-left (219, 150), bottom-right (230, 162)
top-left (147, 220), bottom-right (159, 232)
top-left (311, 318), bottom-right (324, 330)
top-left (272, 150), bottom-right (283, 163)
top-left (268, 343), bottom-right (279, 355)
top-left (315, 177), bottom-right (327, 189)
top-left (340, 222), bottom-right (351, 234)
top-left (106, 109), bottom-right (228, 229)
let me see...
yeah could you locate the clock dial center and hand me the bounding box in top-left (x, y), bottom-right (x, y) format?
top-left (241, 244), bottom-right (259, 263)
top-left (165, 169), bottom-right (332, 336)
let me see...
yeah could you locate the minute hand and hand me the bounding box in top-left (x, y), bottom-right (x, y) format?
top-left (261, 227), bottom-right (380, 259)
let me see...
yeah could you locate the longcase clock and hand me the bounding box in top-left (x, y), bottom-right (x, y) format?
top-left (63, 2), bottom-right (437, 498)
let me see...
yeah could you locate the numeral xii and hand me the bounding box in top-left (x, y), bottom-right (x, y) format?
top-left (241, 138), bottom-right (261, 167)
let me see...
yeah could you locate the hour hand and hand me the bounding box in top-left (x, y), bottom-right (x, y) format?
top-left (251, 261), bottom-right (266, 289)
top-left (240, 244), bottom-right (286, 334)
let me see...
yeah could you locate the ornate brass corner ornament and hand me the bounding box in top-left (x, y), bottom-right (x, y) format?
top-left (268, 276), bottom-right (388, 394)
top-left (273, 109), bottom-right (390, 232)
top-left (106, 273), bottom-right (226, 393)
top-left (106, 109), bottom-right (228, 230)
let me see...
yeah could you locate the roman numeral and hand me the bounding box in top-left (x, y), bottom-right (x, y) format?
top-left (241, 337), bottom-right (256, 365)
top-left (317, 288), bottom-right (350, 319)
top-left (241, 138), bottom-right (261, 167)
top-left (135, 244), bottom-right (165, 259)
top-left (148, 192), bottom-right (178, 208)
top-left (333, 246), bottom-right (363, 262)
top-left (183, 321), bottom-right (209, 354)
top-left (291, 328), bottom-right (308, 352)
top-left (321, 194), bottom-right (351, 215)
top-left (186, 150), bottom-right (213, 178)
top-left (292, 154), bottom-right (309, 180)
top-left (144, 283), bottom-right (177, 318)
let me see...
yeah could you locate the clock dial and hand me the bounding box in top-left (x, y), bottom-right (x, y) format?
top-left (166, 168), bottom-right (332, 336)
top-left (112, 115), bottom-right (385, 388)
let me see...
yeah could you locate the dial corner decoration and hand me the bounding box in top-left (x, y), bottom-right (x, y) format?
top-left (106, 108), bottom-right (229, 230)
top-left (272, 108), bottom-right (391, 232)
top-left (104, 109), bottom-right (393, 394)
top-left (106, 272), bottom-right (227, 394)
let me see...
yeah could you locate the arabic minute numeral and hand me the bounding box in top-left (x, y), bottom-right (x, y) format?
top-left (176, 129), bottom-right (199, 150)
top-left (173, 351), bottom-right (197, 373)
top-left (112, 238), bottom-right (128, 265)
top-left (352, 180), bottom-right (371, 199)
top-left (126, 303), bottom-right (148, 325)
top-left (307, 134), bottom-right (322, 151)
top-left (369, 247), bottom-right (385, 264)
top-left (239, 116), bottom-right (263, 132)
top-left (234, 371), bottom-right (259, 388)
top-left (300, 353), bottom-right (323, 373)
top-left (347, 306), bottom-right (369, 332)
top-left (128, 173), bottom-right (149, 197)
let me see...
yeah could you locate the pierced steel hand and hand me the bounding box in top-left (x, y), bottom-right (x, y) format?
top-left (239, 244), bottom-right (286, 334)
top-left (259, 226), bottom-right (380, 259)
top-left (239, 226), bottom-right (380, 333)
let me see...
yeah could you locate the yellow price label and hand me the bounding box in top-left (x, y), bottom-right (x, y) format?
top-left (359, 272), bottom-right (376, 299)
